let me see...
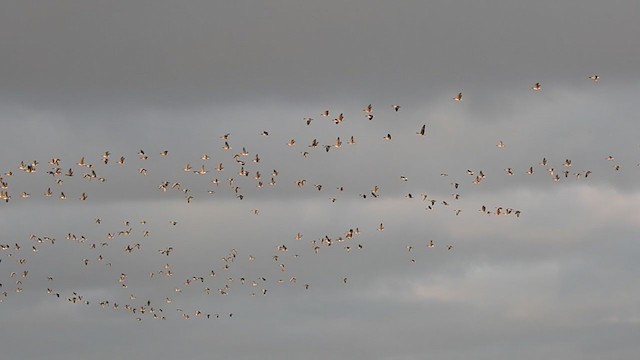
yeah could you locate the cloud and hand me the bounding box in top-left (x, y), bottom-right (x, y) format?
top-left (1, 1), bottom-right (640, 359)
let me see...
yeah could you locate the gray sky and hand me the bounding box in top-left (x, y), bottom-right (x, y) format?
top-left (1, 1), bottom-right (640, 359)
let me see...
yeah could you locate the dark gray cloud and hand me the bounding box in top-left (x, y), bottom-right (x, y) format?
top-left (1, 0), bottom-right (638, 110)
top-left (2, 1), bottom-right (640, 359)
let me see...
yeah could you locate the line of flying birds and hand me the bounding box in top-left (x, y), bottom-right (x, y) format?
top-left (2, 74), bottom-right (620, 321)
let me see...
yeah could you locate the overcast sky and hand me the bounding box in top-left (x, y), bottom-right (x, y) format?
top-left (1, 1), bottom-right (640, 359)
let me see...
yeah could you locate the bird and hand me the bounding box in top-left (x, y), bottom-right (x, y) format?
top-left (102, 151), bottom-right (110, 164)
top-left (195, 165), bottom-right (208, 175)
top-left (453, 92), bottom-right (463, 101)
top-left (416, 124), bottom-right (426, 136)
top-left (531, 82), bottom-right (541, 91)
top-left (589, 74), bottom-right (600, 82)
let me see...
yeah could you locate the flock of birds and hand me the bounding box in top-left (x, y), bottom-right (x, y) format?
top-left (0, 74), bottom-right (626, 321)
